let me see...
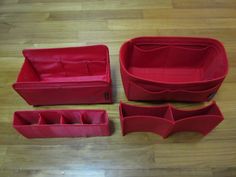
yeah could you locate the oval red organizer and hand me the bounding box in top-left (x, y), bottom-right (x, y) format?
top-left (13, 109), bottom-right (110, 138)
top-left (119, 102), bottom-right (224, 138)
top-left (120, 37), bottom-right (228, 102)
top-left (13, 45), bottom-right (112, 106)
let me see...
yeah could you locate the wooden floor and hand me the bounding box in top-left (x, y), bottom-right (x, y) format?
top-left (0, 0), bottom-right (236, 176)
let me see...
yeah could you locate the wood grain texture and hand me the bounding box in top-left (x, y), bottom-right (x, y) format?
top-left (0, 0), bottom-right (236, 176)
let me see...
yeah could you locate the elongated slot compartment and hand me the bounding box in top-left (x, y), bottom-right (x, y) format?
top-left (14, 112), bottom-right (40, 125)
top-left (82, 111), bottom-right (106, 124)
top-left (39, 112), bottom-right (61, 124)
top-left (172, 104), bottom-right (220, 121)
top-left (121, 103), bottom-right (172, 121)
top-left (61, 112), bottom-right (82, 124)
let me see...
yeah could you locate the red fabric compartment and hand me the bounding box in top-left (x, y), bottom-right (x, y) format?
top-left (119, 102), bottom-right (223, 138)
top-left (120, 37), bottom-right (228, 102)
top-left (13, 109), bottom-right (110, 138)
top-left (13, 45), bottom-right (112, 105)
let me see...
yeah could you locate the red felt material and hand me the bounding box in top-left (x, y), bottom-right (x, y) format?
top-left (119, 102), bottom-right (223, 138)
top-left (13, 45), bottom-right (112, 105)
top-left (120, 37), bottom-right (228, 102)
top-left (13, 109), bottom-right (110, 138)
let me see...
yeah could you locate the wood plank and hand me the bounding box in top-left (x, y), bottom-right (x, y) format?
top-left (4, 20), bottom-right (108, 33)
top-left (80, 0), bottom-right (172, 10)
top-left (143, 8), bottom-right (236, 18)
top-left (0, 3), bottom-right (82, 12)
top-left (0, 12), bottom-right (49, 22)
top-left (108, 18), bottom-right (236, 30)
top-left (0, 0), bottom-right (172, 13)
top-left (48, 10), bottom-right (143, 21)
top-left (0, 169), bottom-right (106, 177)
top-left (0, 0), bottom-right (18, 5)
top-left (172, 0), bottom-right (236, 9)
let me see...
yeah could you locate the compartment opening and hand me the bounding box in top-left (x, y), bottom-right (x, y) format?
top-left (14, 112), bottom-right (40, 125)
top-left (172, 104), bottom-right (220, 121)
top-left (121, 103), bottom-right (172, 120)
top-left (61, 112), bottom-right (82, 124)
top-left (39, 112), bottom-right (61, 124)
top-left (121, 39), bottom-right (227, 83)
top-left (82, 111), bottom-right (106, 124)
top-left (20, 46), bottom-right (108, 83)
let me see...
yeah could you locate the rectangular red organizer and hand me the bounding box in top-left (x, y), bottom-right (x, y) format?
top-left (120, 37), bottom-right (228, 102)
top-left (13, 45), bottom-right (112, 106)
top-left (13, 109), bottom-right (110, 138)
top-left (119, 102), bottom-right (224, 138)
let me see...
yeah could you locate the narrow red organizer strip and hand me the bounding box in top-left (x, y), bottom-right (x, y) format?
top-left (13, 45), bottom-right (112, 105)
top-left (120, 37), bottom-right (228, 102)
top-left (13, 109), bottom-right (110, 138)
top-left (119, 102), bottom-right (224, 138)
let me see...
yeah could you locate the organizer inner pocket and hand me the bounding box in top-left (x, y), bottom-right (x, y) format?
top-left (14, 112), bottom-right (40, 125)
top-left (128, 44), bottom-right (219, 83)
top-left (30, 60), bottom-right (64, 80)
top-left (39, 112), bottom-right (61, 124)
top-left (172, 103), bottom-right (220, 121)
top-left (82, 111), bottom-right (106, 124)
top-left (62, 60), bottom-right (106, 77)
top-left (29, 59), bottom-right (107, 82)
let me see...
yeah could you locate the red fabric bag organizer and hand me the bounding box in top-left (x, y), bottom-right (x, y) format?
top-left (120, 37), bottom-right (228, 102)
top-left (119, 102), bottom-right (224, 138)
top-left (13, 45), bottom-right (112, 106)
top-left (13, 109), bottom-right (110, 138)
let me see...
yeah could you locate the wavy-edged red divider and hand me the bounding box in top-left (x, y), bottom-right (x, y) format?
top-left (120, 37), bottom-right (228, 102)
top-left (13, 110), bottom-right (110, 138)
top-left (13, 45), bottom-right (112, 106)
top-left (119, 102), bottom-right (224, 138)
